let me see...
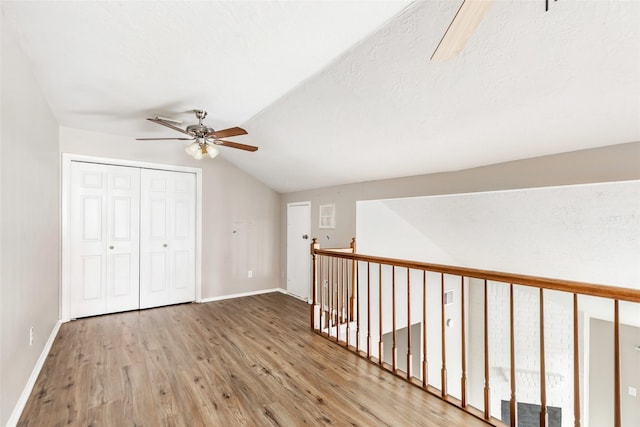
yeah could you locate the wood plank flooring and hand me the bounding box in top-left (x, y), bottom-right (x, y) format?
top-left (18, 292), bottom-right (489, 426)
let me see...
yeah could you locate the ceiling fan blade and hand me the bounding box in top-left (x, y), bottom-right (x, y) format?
top-left (152, 115), bottom-right (182, 125)
top-left (430, 0), bottom-right (494, 63)
top-left (147, 117), bottom-right (191, 136)
top-left (214, 139), bottom-right (259, 152)
top-left (136, 137), bottom-right (195, 141)
top-left (206, 127), bottom-right (248, 139)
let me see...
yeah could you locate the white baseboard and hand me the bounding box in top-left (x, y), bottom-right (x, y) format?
top-left (200, 287), bottom-right (287, 303)
top-left (7, 320), bottom-right (62, 427)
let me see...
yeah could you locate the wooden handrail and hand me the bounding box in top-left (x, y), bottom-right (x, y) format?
top-left (322, 247), bottom-right (355, 253)
top-left (313, 249), bottom-right (640, 303)
top-left (310, 238), bottom-right (638, 427)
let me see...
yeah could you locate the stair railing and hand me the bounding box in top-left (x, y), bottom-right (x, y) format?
top-left (310, 237), bottom-right (640, 427)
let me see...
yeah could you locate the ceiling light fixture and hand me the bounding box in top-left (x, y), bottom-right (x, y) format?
top-left (184, 138), bottom-right (219, 160)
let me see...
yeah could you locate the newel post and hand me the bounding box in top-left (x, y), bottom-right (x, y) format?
top-left (311, 238), bottom-right (320, 330)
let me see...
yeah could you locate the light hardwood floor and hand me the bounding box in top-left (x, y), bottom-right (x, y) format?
top-left (19, 292), bottom-right (489, 426)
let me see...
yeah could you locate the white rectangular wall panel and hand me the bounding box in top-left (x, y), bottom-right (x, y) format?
top-left (82, 256), bottom-right (102, 300)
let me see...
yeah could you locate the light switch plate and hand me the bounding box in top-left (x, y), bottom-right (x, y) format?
top-left (629, 386), bottom-right (637, 397)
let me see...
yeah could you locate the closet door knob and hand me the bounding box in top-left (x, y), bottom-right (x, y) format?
top-left (109, 245), bottom-right (114, 250)
top-left (163, 243), bottom-right (168, 248)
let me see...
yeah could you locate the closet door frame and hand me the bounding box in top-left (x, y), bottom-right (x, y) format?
top-left (61, 153), bottom-right (202, 322)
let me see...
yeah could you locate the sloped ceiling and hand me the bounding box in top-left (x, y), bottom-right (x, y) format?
top-left (2, 1), bottom-right (639, 193)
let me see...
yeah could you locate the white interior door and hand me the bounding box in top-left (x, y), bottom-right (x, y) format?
top-left (287, 202), bottom-right (311, 300)
top-left (140, 169), bottom-right (196, 309)
top-left (69, 162), bottom-right (140, 318)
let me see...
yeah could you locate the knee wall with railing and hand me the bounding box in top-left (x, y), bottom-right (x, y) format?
top-left (310, 238), bottom-right (640, 427)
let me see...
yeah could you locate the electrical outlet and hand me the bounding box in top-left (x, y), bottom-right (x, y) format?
top-left (248, 270), bottom-right (253, 278)
top-left (29, 326), bottom-right (34, 346)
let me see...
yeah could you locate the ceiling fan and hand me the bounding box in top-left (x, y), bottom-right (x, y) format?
top-left (431, 0), bottom-right (494, 62)
top-left (431, 0), bottom-right (557, 62)
top-left (137, 109), bottom-right (258, 159)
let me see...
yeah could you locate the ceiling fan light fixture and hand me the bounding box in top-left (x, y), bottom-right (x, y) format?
top-left (206, 145), bottom-right (219, 159)
top-left (185, 141), bottom-right (200, 156)
top-left (192, 149), bottom-right (204, 160)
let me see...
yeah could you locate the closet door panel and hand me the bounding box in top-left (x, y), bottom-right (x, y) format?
top-left (82, 196), bottom-right (103, 240)
top-left (140, 170), bottom-right (171, 309)
top-left (105, 166), bottom-right (140, 313)
top-left (140, 169), bottom-right (196, 308)
top-left (169, 172), bottom-right (196, 303)
top-left (70, 163), bottom-right (108, 318)
top-left (111, 254), bottom-right (133, 296)
top-left (81, 255), bottom-right (103, 301)
top-left (149, 252), bottom-right (168, 291)
top-left (173, 250), bottom-right (190, 290)
top-left (70, 162), bottom-right (141, 318)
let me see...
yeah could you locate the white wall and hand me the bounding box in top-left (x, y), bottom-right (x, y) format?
top-left (59, 127), bottom-right (281, 300)
top-left (356, 200), bottom-right (455, 263)
top-left (281, 141), bottom-right (640, 289)
top-left (1, 23), bottom-right (60, 425)
top-left (379, 181), bottom-right (640, 288)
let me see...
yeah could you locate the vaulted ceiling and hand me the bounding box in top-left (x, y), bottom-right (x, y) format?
top-left (2, 1), bottom-right (639, 192)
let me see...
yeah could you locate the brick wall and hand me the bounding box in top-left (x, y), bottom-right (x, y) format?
top-left (482, 281), bottom-right (575, 426)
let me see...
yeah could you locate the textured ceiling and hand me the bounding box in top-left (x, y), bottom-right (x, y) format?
top-left (1, 1), bottom-right (411, 137)
top-left (2, 1), bottom-right (639, 193)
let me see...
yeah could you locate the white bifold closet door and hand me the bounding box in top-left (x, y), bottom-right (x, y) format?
top-left (139, 169), bottom-right (196, 309)
top-left (69, 162), bottom-right (196, 318)
top-left (69, 162), bottom-right (141, 318)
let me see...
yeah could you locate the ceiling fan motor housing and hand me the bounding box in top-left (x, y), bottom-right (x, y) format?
top-left (185, 124), bottom-right (215, 138)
